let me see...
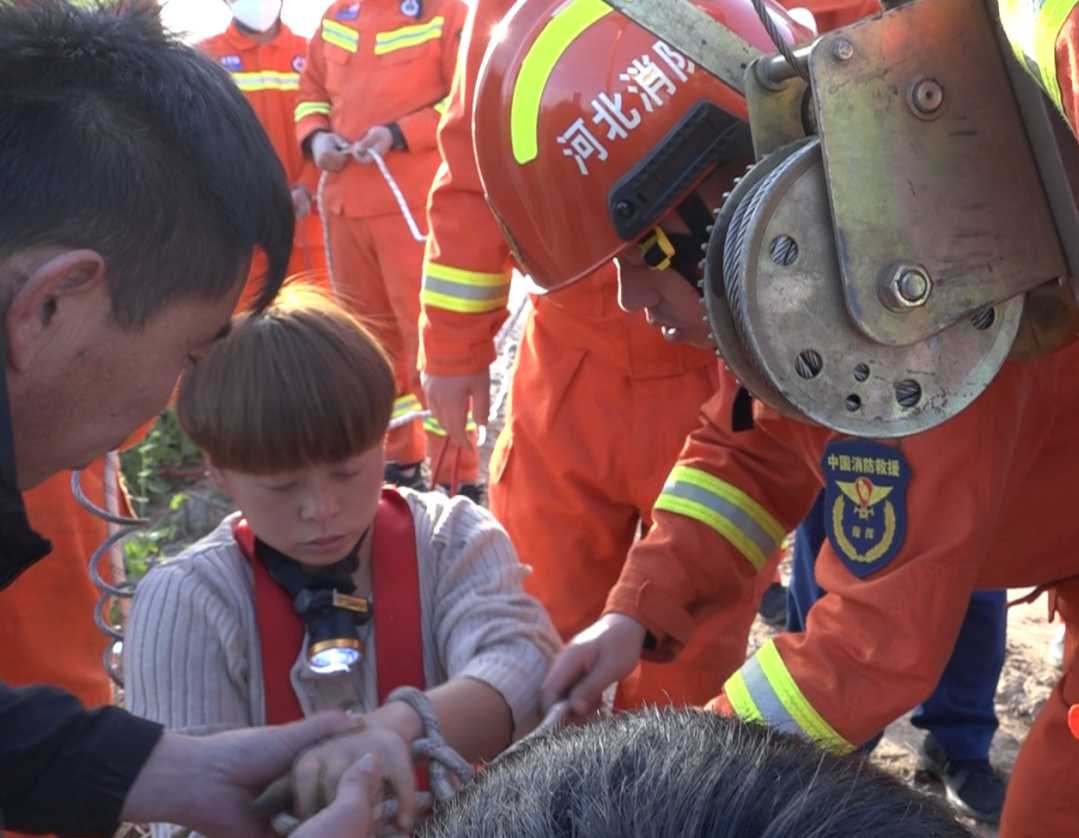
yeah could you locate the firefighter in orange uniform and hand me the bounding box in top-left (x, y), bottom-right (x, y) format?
top-left (295, 0), bottom-right (471, 491)
top-left (469, 3), bottom-right (1079, 835)
top-left (0, 460), bottom-right (117, 838)
top-left (199, 0), bottom-right (328, 312)
top-left (418, 0), bottom-right (818, 707)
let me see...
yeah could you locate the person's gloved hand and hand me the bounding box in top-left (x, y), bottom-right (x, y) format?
top-left (291, 186), bottom-right (312, 219)
top-left (353, 125), bottom-right (394, 163)
top-left (311, 131), bottom-right (351, 173)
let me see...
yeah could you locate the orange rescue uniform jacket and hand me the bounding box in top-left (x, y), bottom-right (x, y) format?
top-left (199, 22), bottom-right (323, 261)
top-left (295, 0), bottom-right (467, 219)
top-left (606, 342), bottom-right (1079, 752)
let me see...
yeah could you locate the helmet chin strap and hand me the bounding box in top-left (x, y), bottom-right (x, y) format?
top-left (637, 192), bottom-right (715, 291)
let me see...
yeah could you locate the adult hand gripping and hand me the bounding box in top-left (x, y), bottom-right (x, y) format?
top-left (311, 131), bottom-right (352, 173)
top-left (541, 613), bottom-right (648, 717)
top-left (121, 712), bottom-right (364, 836)
top-left (421, 370), bottom-right (490, 449)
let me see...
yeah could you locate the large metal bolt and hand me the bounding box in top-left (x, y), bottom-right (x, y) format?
top-left (832, 39), bottom-right (854, 61)
top-left (881, 264), bottom-right (933, 310)
top-left (909, 78), bottom-right (944, 117)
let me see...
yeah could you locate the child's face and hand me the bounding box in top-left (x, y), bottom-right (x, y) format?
top-left (213, 446), bottom-right (385, 567)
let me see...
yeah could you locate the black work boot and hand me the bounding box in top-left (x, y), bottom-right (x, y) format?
top-left (916, 732), bottom-right (1007, 824)
top-left (757, 581), bottom-right (789, 628)
top-left (384, 461), bottom-right (428, 491)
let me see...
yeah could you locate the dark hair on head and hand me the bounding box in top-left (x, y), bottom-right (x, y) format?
top-left (177, 283), bottom-right (396, 474)
top-left (0, 0), bottom-right (293, 327)
top-left (422, 707), bottom-right (973, 838)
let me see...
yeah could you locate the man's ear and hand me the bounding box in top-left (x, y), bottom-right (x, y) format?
top-left (6, 250), bottom-right (107, 372)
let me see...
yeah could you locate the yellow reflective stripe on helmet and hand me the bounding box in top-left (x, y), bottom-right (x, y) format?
top-left (374, 16), bottom-right (445, 55)
top-left (510, 0), bottom-right (612, 165)
top-left (434, 95), bottom-right (450, 115)
top-left (726, 639), bottom-right (854, 754)
top-left (421, 262), bottom-right (512, 314)
top-left (295, 101), bottom-right (332, 122)
top-left (392, 394), bottom-right (423, 419)
top-left (1000, 0), bottom-right (1078, 113)
top-left (653, 466), bottom-right (784, 571)
top-left (322, 18), bottom-right (360, 52)
top-left (424, 414), bottom-right (478, 436)
top-left (231, 71), bottom-right (300, 92)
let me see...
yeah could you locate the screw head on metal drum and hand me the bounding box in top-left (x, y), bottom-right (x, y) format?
top-left (880, 264), bottom-right (933, 310)
top-left (910, 78), bottom-right (944, 116)
top-left (832, 39), bottom-right (854, 61)
top-left (614, 200), bottom-right (633, 218)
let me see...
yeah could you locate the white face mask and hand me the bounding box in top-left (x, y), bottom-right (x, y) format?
top-left (229, 0), bottom-right (282, 32)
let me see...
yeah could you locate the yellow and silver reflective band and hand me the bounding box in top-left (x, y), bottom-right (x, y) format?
top-left (639, 227), bottom-right (676, 271)
top-left (392, 394), bottom-right (424, 421)
top-left (1000, 0), bottom-right (1078, 115)
top-left (374, 16), bottom-right (445, 55)
top-left (421, 263), bottom-right (512, 314)
top-left (231, 71), bottom-right (300, 92)
top-left (653, 466), bottom-right (784, 571)
top-left (322, 18), bottom-right (360, 53)
top-left (434, 95), bottom-right (450, 116)
top-left (295, 101), bottom-right (332, 122)
top-left (725, 639), bottom-right (854, 753)
top-left (424, 414), bottom-right (478, 437)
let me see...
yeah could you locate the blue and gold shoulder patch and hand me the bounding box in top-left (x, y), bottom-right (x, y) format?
top-left (822, 439), bottom-right (910, 578)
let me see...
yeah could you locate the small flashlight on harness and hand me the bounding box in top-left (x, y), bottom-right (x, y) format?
top-left (294, 588), bottom-right (371, 674)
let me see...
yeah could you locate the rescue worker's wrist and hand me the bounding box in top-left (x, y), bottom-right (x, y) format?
top-left (604, 579), bottom-right (694, 660)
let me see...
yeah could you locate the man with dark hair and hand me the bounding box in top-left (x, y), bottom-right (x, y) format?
top-left (0, 2), bottom-right (363, 834)
top-left (421, 707), bottom-right (973, 838)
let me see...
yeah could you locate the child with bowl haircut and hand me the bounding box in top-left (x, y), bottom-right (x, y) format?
top-left (125, 285), bottom-right (559, 829)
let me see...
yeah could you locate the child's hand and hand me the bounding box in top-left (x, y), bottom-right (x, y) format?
top-left (312, 131), bottom-right (352, 172)
top-left (292, 753), bottom-right (382, 838)
top-left (292, 726), bottom-right (417, 833)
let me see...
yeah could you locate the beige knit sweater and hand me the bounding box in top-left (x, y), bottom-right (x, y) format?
top-left (124, 489), bottom-right (560, 743)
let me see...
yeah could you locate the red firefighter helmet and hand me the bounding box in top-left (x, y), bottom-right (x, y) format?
top-left (473, 0), bottom-right (810, 289)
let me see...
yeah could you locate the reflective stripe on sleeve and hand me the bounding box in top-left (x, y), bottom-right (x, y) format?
top-left (392, 394), bottom-right (424, 420)
top-left (420, 263), bottom-right (511, 314)
top-left (724, 639), bottom-right (854, 753)
top-left (652, 466), bottom-right (785, 571)
top-left (295, 101), bottom-right (332, 122)
top-left (1000, 0), bottom-right (1078, 113)
top-left (424, 414), bottom-right (478, 437)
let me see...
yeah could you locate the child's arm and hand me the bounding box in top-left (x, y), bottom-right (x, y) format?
top-left (375, 496), bottom-right (561, 760)
top-left (124, 557), bottom-right (253, 735)
top-left (364, 677), bottom-right (511, 763)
